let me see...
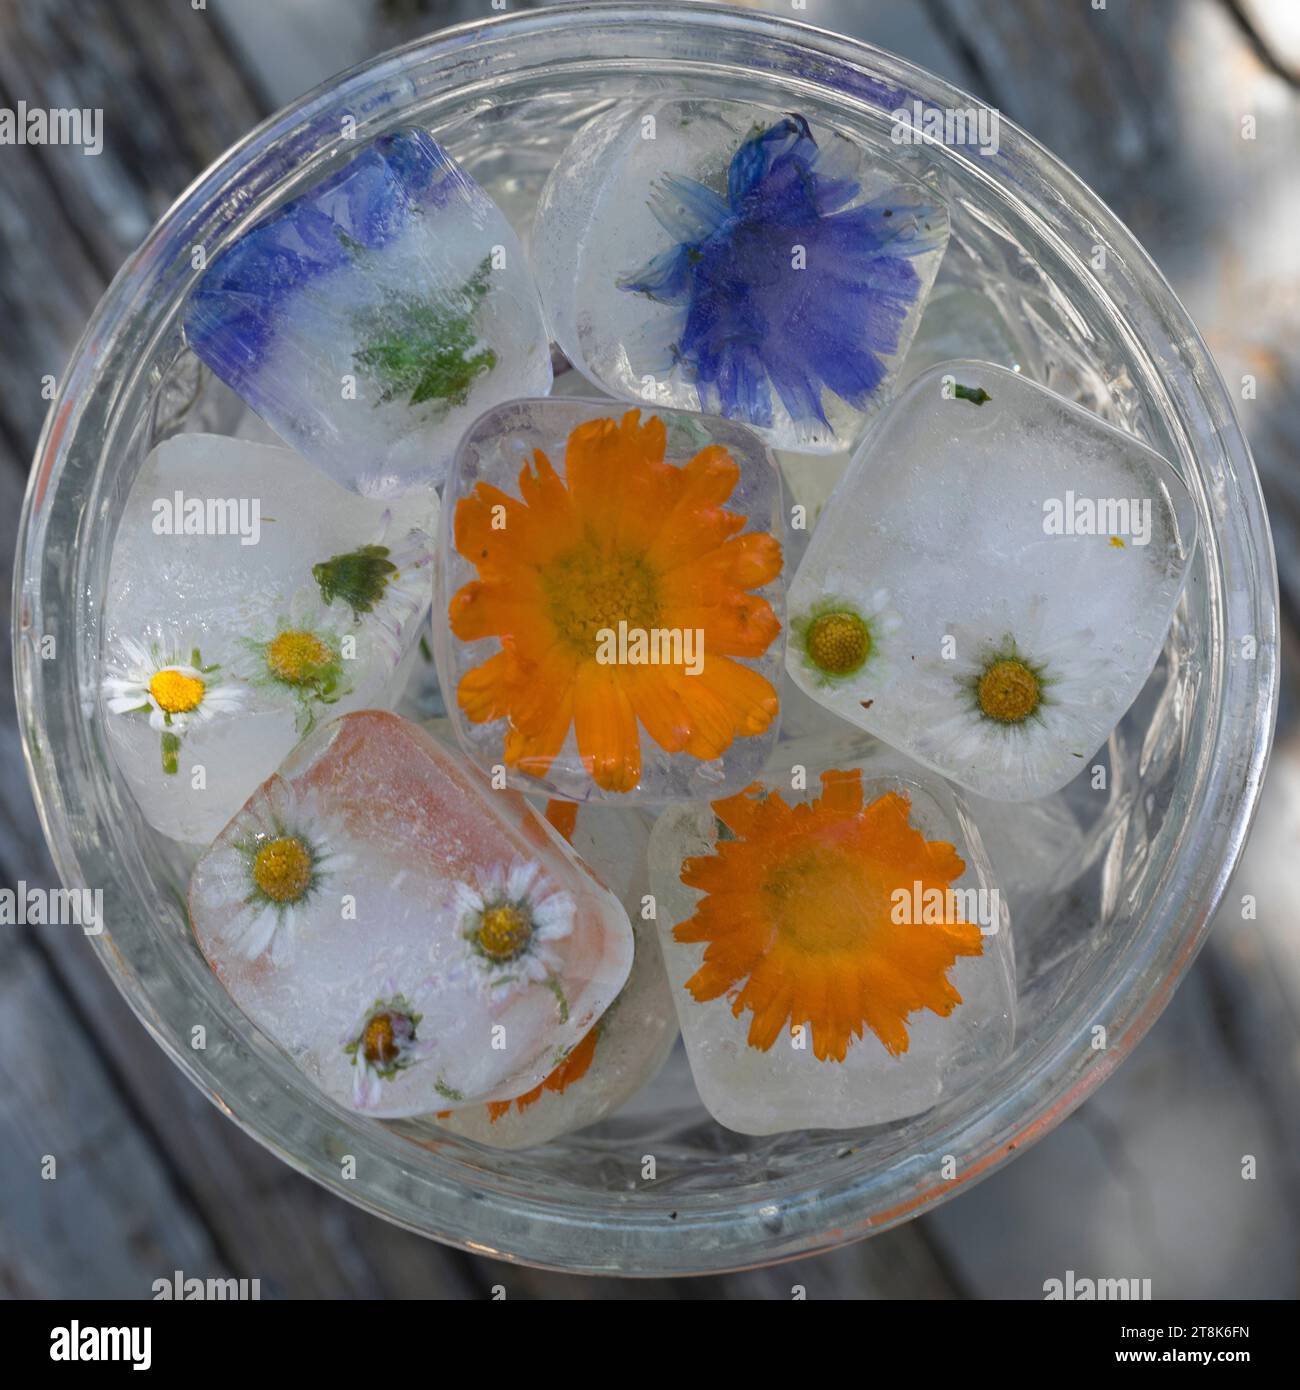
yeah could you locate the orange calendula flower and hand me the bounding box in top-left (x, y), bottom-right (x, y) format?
top-left (484, 1025), bottom-right (600, 1122)
top-left (449, 410), bottom-right (783, 793)
top-left (676, 769), bottom-right (983, 1062)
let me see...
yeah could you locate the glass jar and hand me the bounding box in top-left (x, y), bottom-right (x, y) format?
top-left (13, 2), bottom-right (1278, 1273)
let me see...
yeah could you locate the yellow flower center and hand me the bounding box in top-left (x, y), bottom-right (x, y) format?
top-left (805, 611), bottom-right (870, 676)
top-left (977, 658), bottom-right (1042, 724)
top-left (266, 629), bottom-right (333, 685)
top-left (149, 668), bottom-right (205, 714)
top-left (362, 1013), bottom-right (400, 1067)
top-left (763, 847), bottom-right (870, 955)
top-left (476, 903), bottom-right (533, 961)
top-left (542, 544), bottom-right (661, 656)
top-left (252, 835), bottom-right (313, 904)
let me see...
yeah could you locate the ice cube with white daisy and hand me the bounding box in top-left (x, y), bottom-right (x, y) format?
top-left (648, 750), bottom-right (1014, 1134)
top-left (184, 128), bottom-right (552, 497)
top-left (188, 711), bottom-right (634, 1118)
top-left (102, 432), bottom-right (436, 844)
top-left (532, 99), bottom-right (949, 453)
top-left (433, 398), bottom-right (786, 804)
top-left (785, 360), bottom-right (1198, 801)
top-left (435, 802), bottom-right (679, 1148)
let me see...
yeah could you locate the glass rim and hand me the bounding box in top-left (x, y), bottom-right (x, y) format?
top-left (13, 0), bottom-right (1280, 1273)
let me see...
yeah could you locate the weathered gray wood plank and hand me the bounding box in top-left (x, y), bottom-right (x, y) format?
top-left (0, 935), bottom-right (231, 1298)
top-left (0, 0), bottom-right (266, 271)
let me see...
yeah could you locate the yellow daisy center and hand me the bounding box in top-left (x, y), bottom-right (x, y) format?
top-left (977, 658), bottom-right (1042, 724)
top-left (542, 544), bottom-right (661, 656)
top-left (362, 1013), bottom-right (400, 1067)
top-left (266, 629), bottom-right (333, 685)
top-left (149, 668), bottom-right (205, 714)
top-left (805, 611), bottom-right (870, 675)
top-left (476, 903), bottom-right (533, 961)
top-left (252, 835), bottom-right (313, 904)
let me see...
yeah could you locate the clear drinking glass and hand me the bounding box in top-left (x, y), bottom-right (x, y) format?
top-left (13, 2), bottom-right (1278, 1273)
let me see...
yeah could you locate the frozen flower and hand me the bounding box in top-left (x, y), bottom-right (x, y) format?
top-left (205, 775), bottom-right (350, 965)
top-left (185, 129), bottom-right (487, 417)
top-left (449, 859), bottom-right (575, 1004)
top-left (619, 113), bottom-right (945, 435)
top-left (342, 984), bottom-right (433, 1110)
top-left (789, 585), bottom-right (900, 689)
top-left (311, 512), bottom-right (434, 669)
top-left (912, 607), bottom-right (1128, 796)
top-left (102, 635), bottom-right (246, 773)
top-left (244, 591), bottom-right (350, 734)
top-left (450, 409), bottom-right (782, 793)
top-left (677, 769), bottom-right (982, 1061)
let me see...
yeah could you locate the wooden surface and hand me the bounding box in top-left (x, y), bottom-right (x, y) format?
top-left (1, 0), bottom-right (1298, 1299)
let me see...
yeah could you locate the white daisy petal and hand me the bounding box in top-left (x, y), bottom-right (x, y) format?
top-left (453, 881), bottom-right (485, 916)
top-left (506, 859), bottom-right (540, 901)
top-left (532, 891), bottom-right (575, 936)
top-left (236, 906), bottom-right (280, 961)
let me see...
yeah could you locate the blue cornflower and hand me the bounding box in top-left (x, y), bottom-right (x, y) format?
top-left (184, 129), bottom-right (484, 412)
top-left (619, 114), bottom-right (946, 436)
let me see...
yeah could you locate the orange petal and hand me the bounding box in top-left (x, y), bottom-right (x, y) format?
top-left (457, 649), bottom-right (520, 725)
top-left (667, 659), bottom-right (779, 759)
top-left (544, 799), bottom-right (578, 842)
top-left (624, 665), bottom-right (693, 755)
top-left (448, 575), bottom-right (544, 644)
top-left (660, 529), bottom-right (784, 590)
top-left (572, 661), bottom-right (641, 793)
top-left (668, 591), bottom-right (782, 659)
top-left (564, 410), bottom-right (667, 540)
top-left (818, 768), bottom-right (864, 815)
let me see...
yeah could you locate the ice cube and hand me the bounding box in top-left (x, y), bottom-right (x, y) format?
top-left (901, 280), bottom-right (1027, 384)
top-left (435, 801), bottom-right (678, 1148)
top-left (188, 711), bottom-right (634, 1118)
top-left (100, 433), bottom-right (435, 844)
top-left (532, 99), bottom-right (949, 453)
top-left (184, 129), bottom-right (552, 497)
top-left (433, 399), bottom-right (786, 803)
top-left (765, 670), bottom-right (879, 773)
top-left (648, 750), bottom-right (1014, 1134)
top-left (965, 791), bottom-right (1086, 906)
top-left (785, 360), bottom-right (1198, 800)
top-left (776, 446), bottom-right (851, 572)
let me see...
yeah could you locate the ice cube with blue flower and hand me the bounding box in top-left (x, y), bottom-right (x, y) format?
top-left (532, 100), bottom-right (950, 453)
top-left (185, 128), bottom-right (552, 497)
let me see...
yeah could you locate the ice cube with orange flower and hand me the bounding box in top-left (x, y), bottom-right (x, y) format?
top-left (648, 753), bottom-right (1014, 1134)
top-left (434, 400), bottom-right (787, 803)
top-left (189, 710), bottom-right (634, 1118)
top-left (434, 800), bottom-right (679, 1148)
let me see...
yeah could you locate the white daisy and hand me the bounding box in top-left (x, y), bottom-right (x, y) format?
top-left (341, 982), bottom-right (433, 1110)
top-left (788, 582), bottom-right (901, 689)
top-left (243, 589), bottom-right (350, 734)
top-left (911, 601), bottom-right (1129, 799)
top-left (447, 859), bottom-right (575, 1003)
top-left (101, 634), bottom-right (246, 773)
top-left (311, 513), bottom-right (435, 670)
top-left (211, 775), bottom-right (351, 965)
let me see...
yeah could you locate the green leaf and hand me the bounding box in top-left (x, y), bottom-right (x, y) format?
top-left (313, 543), bottom-right (397, 617)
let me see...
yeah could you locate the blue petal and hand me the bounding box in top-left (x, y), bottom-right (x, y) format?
top-left (645, 174), bottom-right (730, 244)
top-left (184, 128), bottom-right (463, 381)
top-left (619, 243), bottom-right (696, 302)
top-left (616, 113), bottom-right (944, 434)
